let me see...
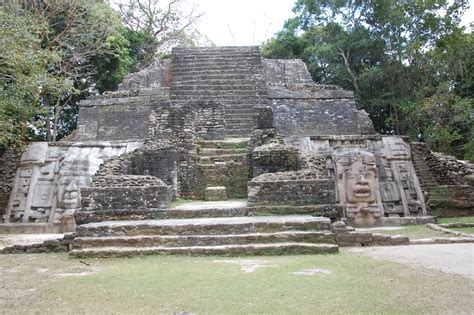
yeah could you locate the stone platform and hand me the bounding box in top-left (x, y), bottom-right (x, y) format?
top-left (70, 215), bottom-right (337, 257)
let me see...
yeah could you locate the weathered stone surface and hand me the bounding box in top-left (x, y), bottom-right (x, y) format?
top-left (4, 142), bottom-right (140, 224)
top-left (248, 179), bottom-right (336, 206)
top-left (0, 148), bottom-right (23, 218)
top-left (69, 242), bottom-right (339, 258)
top-left (4, 45), bottom-right (470, 259)
top-left (75, 216), bottom-right (332, 237)
top-left (72, 231), bottom-right (336, 249)
top-left (410, 142), bottom-right (473, 216)
top-left (204, 186), bottom-right (228, 201)
top-left (333, 148), bottom-right (383, 226)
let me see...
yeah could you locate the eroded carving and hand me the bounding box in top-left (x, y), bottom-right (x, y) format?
top-left (334, 149), bottom-right (383, 225)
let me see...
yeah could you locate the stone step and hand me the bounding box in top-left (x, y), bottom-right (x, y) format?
top-left (172, 95), bottom-right (267, 101)
top-left (170, 74), bottom-right (251, 81)
top-left (199, 148), bottom-right (247, 156)
top-left (224, 111), bottom-right (259, 117)
top-left (168, 200), bottom-right (248, 218)
top-left (72, 231), bottom-right (336, 249)
top-left (198, 139), bottom-right (249, 149)
top-left (74, 209), bottom-right (166, 225)
top-left (225, 123), bottom-right (255, 130)
top-left (205, 186), bottom-right (228, 201)
top-left (172, 65), bottom-right (262, 72)
top-left (172, 61), bottom-right (261, 68)
top-left (170, 88), bottom-right (264, 95)
top-left (173, 47), bottom-right (260, 53)
top-left (69, 242), bottom-right (338, 258)
top-left (173, 54), bottom-right (261, 60)
top-left (171, 84), bottom-right (259, 95)
top-left (225, 113), bottom-right (256, 118)
top-left (172, 48), bottom-right (260, 56)
top-left (76, 215), bottom-right (332, 237)
top-left (166, 207), bottom-right (247, 219)
top-left (225, 129), bottom-right (255, 136)
top-left (172, 69), bottom-right (262, 76)
top-left (199, 154), bottom-right (246, 164)
top-left (170, 93), bottom-right (266, 99)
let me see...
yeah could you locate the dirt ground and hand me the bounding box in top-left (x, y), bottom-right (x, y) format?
top-left (346, 243), bottom-right (474, 279)
top-left (0, 254), bottom-right (102, 313)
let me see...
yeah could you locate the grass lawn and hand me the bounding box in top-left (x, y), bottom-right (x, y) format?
top-left (1, 253), bottom-right (473, 314)
top-left (438, 216), bottom-right (474, 224)
top-left (359, 224), bottom-right (458, 239)
top-left (451, 227), bottom-right (474, 234)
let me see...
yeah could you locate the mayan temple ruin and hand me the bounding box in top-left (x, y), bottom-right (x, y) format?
top-left (1, 46), bottom-right (473, 256)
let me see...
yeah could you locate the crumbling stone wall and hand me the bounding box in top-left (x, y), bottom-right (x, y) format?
top-left (81, 175), bottom-right (169, 211)
top-left (119, 59), bottom-right (172, 90)
top-left (0, 148), bottom-right (23, 217)
top-left (248, 142), bottom-right (332, 206)
top-left (193, 100), bottom-right (225, 140)
top-left (251, 143), bottom-right (299, 177)
top-left (411, 142), bottom-right (473, 215)
top-left (248, 177), bottom-right (336, 206)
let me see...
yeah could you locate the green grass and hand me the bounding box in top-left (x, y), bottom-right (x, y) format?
top-left (451, 227), bottom-right (474, 234)
top-left (438, 216), bottom-right (474, 224)
top-left (5, 253), bottom-right (471, 314)
top-left (360, 225), bottom-right (457, 239)
top-left (169, 198), bottom-right (193, 207)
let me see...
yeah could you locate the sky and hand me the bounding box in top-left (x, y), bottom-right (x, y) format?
top-left (193, 0), bottom-right (473, 46)
top-left (112, 0), bottom-right (473, 46)
top-left (193, 0), bottom-right (295, 46)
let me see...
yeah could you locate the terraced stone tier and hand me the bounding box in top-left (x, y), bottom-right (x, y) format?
top-left (75, 216), bottom-right (332, 237)
top-left (167, 200), bottom-right (248, 218)
top-left (75, 209), bottom-right (166, 225)
top-left (69, 242), bottom-right (338, 258)
top-left (73, 230), bottom-right (336, 249)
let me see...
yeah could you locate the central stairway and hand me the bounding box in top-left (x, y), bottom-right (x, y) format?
top-left (70, 201), bottom-right (338, 258)
top-left (170, 46), bottom-right (268, 137)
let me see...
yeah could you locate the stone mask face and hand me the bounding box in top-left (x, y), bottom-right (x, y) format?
top-left (59, 179), bottom-right (80, 209)
top-left (334, 149), bottom-right (379, 208)
top-left (345, 160), bottom-right (377, 204)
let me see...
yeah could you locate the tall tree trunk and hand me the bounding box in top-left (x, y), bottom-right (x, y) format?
top-left (338, 48), bottom-right (360, 94)
top-left (52, 97), bottom-right (61, 142)
top-left (43, 95), bottom-right (52, 142)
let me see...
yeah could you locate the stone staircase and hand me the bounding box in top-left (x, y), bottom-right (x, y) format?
top-left (197, 138), bottom-right (250, 200)
top-left (70, 209), bottom-right (338, 257)
top-left (170, 46), bottom-right (268, 137)
top-left (410, 143), bottom-right (440, 191)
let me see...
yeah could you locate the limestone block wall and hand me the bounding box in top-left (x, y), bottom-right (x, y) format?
top-left (81, 175), bottom-right (170, 211)
top-left (3, 141), bottom-right (140, 224)
top-left (118, 59), bottom-right (172, 90)
top-left (270, 98), bottom-right (362, 136)
top-left (248, 178), bottom-right (336, 206)
top-left (76, 98), bottom-right (152, 141)
top-left (286, 135), bottom-right (427, 219)
top-left (262, 59), bottom-right (313, 84)
top-left (251, 143), bottom-right (298, 177)
top-left (0, 148), bottom-right (23, 217)
top-left (194, 100), bottom-right (225, 140)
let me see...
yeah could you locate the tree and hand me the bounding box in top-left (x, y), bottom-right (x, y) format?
top-left (0, 0), bottom-right (131, 145)
top-left (263, 0), bottom-right (472, 159)
top-left (118, 0), bottom-right (202, 69)
top-left (0, 5), bottom-right (68, 149)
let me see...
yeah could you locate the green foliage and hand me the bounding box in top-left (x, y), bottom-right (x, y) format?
top-left (263, 0), bottom-right (472, 158)
top-left (0, 6), bottom-right (71, 149)
top-left (0, 0), bottom-right (134, 146)
top-left (123, 28), bottom-right (158, 72)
